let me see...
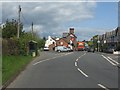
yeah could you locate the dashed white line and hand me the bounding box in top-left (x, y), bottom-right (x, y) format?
top-left (75, 53), bottom-right (88, 77)
top-left (83, 53), bottom-right (86, 56)
top-left (77, 68), bottom-right (88, 77)
top-left (78, 53), bottom-right (86, 59)
top-left (75, 62), bottom-right (77, 67)
top-left (98, 84), bottom-right (109, 90)
top-left (76, 59), bottom-right (78, 61)
top-left (101, 55), bottom-right (116, 66)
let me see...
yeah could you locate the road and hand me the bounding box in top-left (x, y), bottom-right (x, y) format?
top-left (7, 51), bottom-right (119, 89)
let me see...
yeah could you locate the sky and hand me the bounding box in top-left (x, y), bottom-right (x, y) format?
top-left (1, 0), bottom-right (119, 41)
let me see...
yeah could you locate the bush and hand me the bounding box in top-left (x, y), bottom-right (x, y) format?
top-left (116, 43), bottom-right (120, 51)
top-left (2, 39), bottom-right (19, 55)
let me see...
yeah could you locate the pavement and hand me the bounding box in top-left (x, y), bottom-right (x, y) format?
top-left (6, 51), bottom-right (119, 89)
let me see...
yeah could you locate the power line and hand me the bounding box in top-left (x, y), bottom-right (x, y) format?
top-left (21, 11), bottom-right (29, 25)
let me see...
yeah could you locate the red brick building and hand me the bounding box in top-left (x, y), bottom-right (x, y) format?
top-left (46, 28), bottom-right (77, 51)
top-left (62, 28), bottom-right (77, 50)
top-left (56, 38), bottom-right (68, 47)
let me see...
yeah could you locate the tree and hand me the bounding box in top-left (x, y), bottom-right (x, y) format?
top-left (43, 36), bottom-right (46, 41)
top-left (2, 19), bottom-right (23, 38)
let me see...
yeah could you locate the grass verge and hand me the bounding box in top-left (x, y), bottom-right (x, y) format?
top-left (2, 55), bottom-right (32, 85)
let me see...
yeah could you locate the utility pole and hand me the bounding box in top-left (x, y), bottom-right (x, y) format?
top-left (17, 5), bottom-right (21, 39)
top-left (31, 22), bottom-right (33, 40)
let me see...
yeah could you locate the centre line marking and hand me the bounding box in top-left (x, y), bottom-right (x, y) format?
top-left (75, 62), bottom-right (77, 67)
top-left (75, 53), bottom-right (88, 77)
top-left (98, 84), bottom-right (109, 90)
top-left (77, 68), bottom-right (88, 77)
top-left (76, 59), bottom-right (78, 61)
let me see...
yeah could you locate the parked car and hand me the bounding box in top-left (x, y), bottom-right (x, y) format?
top-left (105, 48), bottom-right (114, 53)
top-left (43, 46), bottom-right (49, 51)
top-left (55, 46), bottom-right (70, 52)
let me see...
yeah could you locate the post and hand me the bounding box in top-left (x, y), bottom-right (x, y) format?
top-left (97, 35), bottom-right (100, 52)
top-left (17, 5), bottom-right (21, 39)
top-left (31, 22), bottom-right (33, 39)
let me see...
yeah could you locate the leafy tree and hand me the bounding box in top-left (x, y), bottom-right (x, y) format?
top-left (43, 36), bottom-right (46, 41)
top-left (88, 41), bottom-right (93, 46)
top-left (2, 19), bottom-right (23, 38)
top-left (93, 35), bottom-right (98, 48)
top-left (2, 19), bottom-right (45, 55)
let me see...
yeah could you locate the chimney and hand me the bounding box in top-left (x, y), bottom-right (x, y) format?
top-left (69, 28), bottom-right (74, 34)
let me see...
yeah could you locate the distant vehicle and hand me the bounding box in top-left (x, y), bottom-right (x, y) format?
top-left (105, 48), bottom-right (114, 53)
top-left (43, 46), bottom-right (49, 51)
top-left (77, 42), bottom-right (85, 51)
top-left (87, 47), bottom-right (94, 53)
top-left (55, 46), bottom-right (70, 52)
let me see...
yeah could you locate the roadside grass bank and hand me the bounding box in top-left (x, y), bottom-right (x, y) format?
top-left (2, 55), bottom-right (33, 85)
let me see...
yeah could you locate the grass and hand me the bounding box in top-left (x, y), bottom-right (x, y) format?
top-left (2, 55), bottom-right (32, 85)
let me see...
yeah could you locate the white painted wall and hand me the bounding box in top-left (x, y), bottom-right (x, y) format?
top-left (45, 36), bottom-right (56, 47)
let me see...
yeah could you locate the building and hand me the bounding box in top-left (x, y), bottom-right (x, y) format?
top-left (44, 36), bottom-right (56, 50)
top-left (56, 38), bottom-right (68, 47)
top-left (62, 28), bottom-right (77, 50)
top-left (97, 27), bottom-right (120, 52)
top-left (44, 28), bottom-right (77, 51)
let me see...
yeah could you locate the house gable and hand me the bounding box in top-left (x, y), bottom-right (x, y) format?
top-left (56, 38), bottom-right (68, 47)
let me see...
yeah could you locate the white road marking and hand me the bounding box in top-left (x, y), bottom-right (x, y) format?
top-left (78, 53), bottom-right (86, 59)
top-left (84, 53), bottom-right (86, 55)
top-left (33, 52), bottom-right (73, 65)
top-left (107, 56), bottom-right (119, 65)
top-left (75, 62), bottom-right (77, 67)
top-left (98, 84), bottom-right (109, 90)
top-left (77, 68), bottom-right (88, 77)
top-left (75, 53), bottom-right (88, 77)
top-left (101, 55), bottom-right (116, 66)
top-left (76, 59), bottom-right (78, 61)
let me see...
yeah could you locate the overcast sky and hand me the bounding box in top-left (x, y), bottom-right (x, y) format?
top-left (1, 1), bottom-right (118, 41)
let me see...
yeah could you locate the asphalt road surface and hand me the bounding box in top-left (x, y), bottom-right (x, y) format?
top-left (7, 51), bottom-right (119, 89)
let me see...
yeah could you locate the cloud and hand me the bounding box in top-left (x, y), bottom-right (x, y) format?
top-left (2, 2), bottom-right (97, 40)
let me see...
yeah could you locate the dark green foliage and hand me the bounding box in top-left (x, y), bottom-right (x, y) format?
top-left (2, 19), bottom-right (23, 38)
top-left (116, 42), bottom-right (120, 51)
top-left (2, 19), bottom-right (45, 56)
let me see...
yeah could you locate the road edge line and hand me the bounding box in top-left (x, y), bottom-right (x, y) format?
top-left (98, 84), bottom-right (109, 90)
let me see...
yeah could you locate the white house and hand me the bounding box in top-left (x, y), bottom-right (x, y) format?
top-left (44, 36), bottom-right (56, 48)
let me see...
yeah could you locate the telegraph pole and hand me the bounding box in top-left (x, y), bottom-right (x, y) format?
top-left (17, 5), bottom-right (21, 39)
top-left (31, 22), bottom-right (33, 39)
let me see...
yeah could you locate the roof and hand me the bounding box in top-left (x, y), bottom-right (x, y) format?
top-left (56, 38), bottom-right (68, 43)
